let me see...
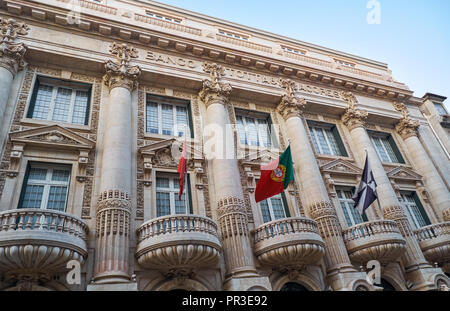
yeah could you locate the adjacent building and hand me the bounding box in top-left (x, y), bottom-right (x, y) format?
top-left (0, 0), bottom-right (449, 291)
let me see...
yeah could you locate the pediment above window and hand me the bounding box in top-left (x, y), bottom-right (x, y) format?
top-left (239, 149), bottom-right (281, 168)
top-left (320, 159), bottom-right (363, 176)
top-left (387, 166), bottom-right (422, 181)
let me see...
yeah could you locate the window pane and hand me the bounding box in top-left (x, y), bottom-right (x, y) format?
top-left (176, 106), bottom-right (188, 137)
top-left (47, 186), bottom-right (68, 211)
top-left (32, 85), bottom-right (53, 120)
top-left (175, 193), bottom-right (187, 214)
top-left (52, 87), bottom-right (72, 122)
top-left (340, 201), bottom-right (353, 227)
top-left (52, 169), bottom-right (70, 182)
top-left (348, 200), bottom-right (364, 224)
top-left (434, 103), bottom-right (447, 115)
top-left (315, 128), bottom-right (331, 155)
top-left (372, 137), bottom-right (390, 162)
top-left (260, 200), bottom-right (272, 223)
top-left (21, 185), bottom-right (44, 208)
top-left (270, 198), bottom-right (286, 220)
top-left (156, 192), bottom-right (170, 217)
top-left (236, 116), bottom-right (247, 145)
top-left (146, 102), bottom-right (159, 134)
top-left (325, 128), bottom-right (340, 156)
top-left (381, 138), bottom-right (399, 163)
top-left (309, 127), bottom-right (321, 153)
top-left (72, 90), bottom-right (89, 124)
top-left (258, 119), bottom-right (271, 147)
top-left (156, 177), bottom-right (170, 188)
top-left (245, 117), bottom-right (259, 146)
top-left (161, 104), bottom-right (174, 136)
top-left (28, 168), bottom-right (47, 181)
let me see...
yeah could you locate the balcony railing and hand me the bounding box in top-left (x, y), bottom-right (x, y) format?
top-left (414, 222), bottom-right (450, 264)
top-left (342, 220), bottom-right (406, 264)
top-left (253, 217), bottom-right (325, 268)
top-left (136, 214), bottom-right (221, 270)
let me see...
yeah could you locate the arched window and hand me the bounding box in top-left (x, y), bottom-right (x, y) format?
top-left (280, 282), bottom-right (309, 291)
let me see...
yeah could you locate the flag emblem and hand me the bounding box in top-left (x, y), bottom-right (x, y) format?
top-left (270, 164), bottom-right (286, 182)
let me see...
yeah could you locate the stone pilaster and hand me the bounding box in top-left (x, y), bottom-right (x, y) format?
top-left (277, 81), bottom-right (366, 291)
top-left (342, 93), bottom-right (443, 290)
top-left (393, 102), bottom-right (450, 219)
top-left (91, 43), bottom-right (140, 287)
top-left (0, 18), bottom-right (28, 132)
top-left (199, 63), bottom-right (270, 291)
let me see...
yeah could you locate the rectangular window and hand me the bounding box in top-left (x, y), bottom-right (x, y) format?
top-left (434, 102), bottom-right (447, 116)
top-left (155, 173), bottom-right (191, 217)
top-left (369, 131), bottom-right (405, 164)
top-left (146, 95), bottom-right (192, 137)
top-left (218, 29), bottom-right (249, 41)
top-left (401, 192), bottom-right (430, 230)
top-left (27, 76), bottom-right (91, 125)
top-left (19, 163), bottom-right (71, 211)
top-left (281, 46), bottom-right (306, 55)
top-left (235, 110), bottom-right (273, 147)
top-left (257, 178), bottom-right (290, 223)
top-left (308, 121), bottom-right (348, 156)
top-left (145, 10), bottom-right (181, 23)
top-left (337, 188), bottom-right (366, 227)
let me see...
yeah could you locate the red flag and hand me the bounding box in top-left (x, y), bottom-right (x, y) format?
top-left (177, 138), bottom-right (187, 200)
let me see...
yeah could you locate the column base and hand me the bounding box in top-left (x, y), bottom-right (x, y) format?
top-left (223, 275), bottom-right (272, 291)
top-left (87, 281), bottom-right (138, 291)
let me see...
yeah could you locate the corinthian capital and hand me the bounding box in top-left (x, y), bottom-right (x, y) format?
top-left (0, 18), bottom-right (29, 76)
top-left (393, 101), bottom-right (420, 140)
top-left (276, 79), bottom-right (306, 120)
top-left (199, 62), bottom-right (232, 106)
top-left (340, 91), bottom-right (368, 131)
top-left (103, 42), bottom-right (141, 92)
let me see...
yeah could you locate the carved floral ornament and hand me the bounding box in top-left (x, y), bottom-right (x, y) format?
top-left (0, 18), bottom-right (29, 75)
top-left (104, 42), bottom-right (141, 91)
top-left (199, 62), bottom-right (232, 106)
top-left (276, 78), bottom-right (307, 120)
top-left (340, 91), bottom-right (369, 131)
top-left (393, 101), bottom-right (420, 140)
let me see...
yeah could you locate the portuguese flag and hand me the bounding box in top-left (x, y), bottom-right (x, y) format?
top-left (255, 146), bottom-right (294, 203)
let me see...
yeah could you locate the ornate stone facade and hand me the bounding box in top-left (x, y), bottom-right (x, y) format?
top-left (0, 0), bottom-right (448, 292)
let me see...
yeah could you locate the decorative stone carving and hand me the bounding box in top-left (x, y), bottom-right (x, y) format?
top-left (103, 42), bottom-right (141, 91)
top-left (393, 101), bottom-right (420, 140)
top-left (443, 208), bottom-right (450, 222)
top-left (277, 79), bottom-right (306, 120)
top-left (341, 91), bottom-right (368, 131)
top-left (199, 62), bottom-right (232, 105)
top-left (0, 18), bottom-right (29, 75)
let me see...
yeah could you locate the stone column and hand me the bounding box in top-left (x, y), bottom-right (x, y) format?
top-left (341, 92), bottom-right (442, 290)
top-left (199, 63), bottom-right (270, 291)
top-left (393, 102), bottom-right (450, 221)
top-left (277, 80), bottom-right (366, 291)
top-left (0, 18), bottom-right (29, 145)
top-left (92, 43), bottom-right (141, 286)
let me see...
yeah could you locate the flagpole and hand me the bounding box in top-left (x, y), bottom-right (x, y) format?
top-left (365, 148), bottom-right (383, 218)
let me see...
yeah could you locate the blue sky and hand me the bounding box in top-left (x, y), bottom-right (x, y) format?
top-left (155, 0), bottom-right (450, 108)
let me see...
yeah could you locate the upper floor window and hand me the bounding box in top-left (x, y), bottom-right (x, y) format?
top-left (369, 131), bottom-right (405, 164)
top-left (18, 162), bottom-right (71, 211)
top-left (400, 192), bottom-right (430, 229)
top-left (434, 102), bottom-right (448, 116)
top-left (335, 59), bottom-right (356, 68)
top-left (336, 187), bottom-right (367, 227)
top-left (146, 95), bottom-right (192, 137)
top-left (218, 29), bottom-right (249, 41)
top-left (27, 76), bottom-right (91, 126)
top-left (145, 10), bottom-right (181, 23)
top-left (281, 46), bottom-right (306, 55)
top-left (155, 173), bottom-right (192, 217)
top-left (236, 110), bottom-right (273, 147)
top-left (308, 121), bottom-right (348, 157)
top-left (257, 180), bottom-right (290, 223)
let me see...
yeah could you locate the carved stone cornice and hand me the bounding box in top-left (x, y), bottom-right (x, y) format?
top-left (0, 18), bottom-right (29, 76)
top-left (199, 62), bottom-right (232, 107)
top-left (393, 101), bottom-right (420, 140)
top-left (340, 91), bottom-right (368, 131)
top-left (103, 42), bottom-right (141, 92)
top-left (276, 79), bottom-right (306, 120)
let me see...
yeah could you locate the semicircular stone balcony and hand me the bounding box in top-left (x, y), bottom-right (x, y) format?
top-left (342, 220), bottom-right (406, 265)
top-left (135, 215), bottom-right (222, 273)
top-left (0, 209), bottom-right (88, 281)
top-left (414, 222), bottom-right (450, 268)
top-left (253, 217), bottom-right (325, 269)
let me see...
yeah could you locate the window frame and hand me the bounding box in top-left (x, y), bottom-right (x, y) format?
top-left (18, 162), bottom-right (72, 211)
top-left (145, 94), bottom-right (193, 138)
top-left (433, 102), bottom-right (448, 116)
top-left (235, 109), bottom-right (274, 148)
top-left (368, 131), bottom-right (405, 164)
top-left (400, 191), bottom-right (431, 230)
top-left (155, 172), bottom-right (192, 217)
top-left (336, 187), bottom-right (367, 227)
top-left (307, 121), bottom-right (348, 157)
top-left (26, 76), bottom-right (92, 126)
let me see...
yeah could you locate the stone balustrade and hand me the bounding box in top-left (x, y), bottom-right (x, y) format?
top-left (342, 220), bottom-right (406, 264)
top-left (414, 222), bottom-right (450, 266)
top-left (136, 214), bottom-right (221, 271)
top-left (253, 217), bottom-right (325, 268)
top-left (0, 208), bottom-right (88, 281)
